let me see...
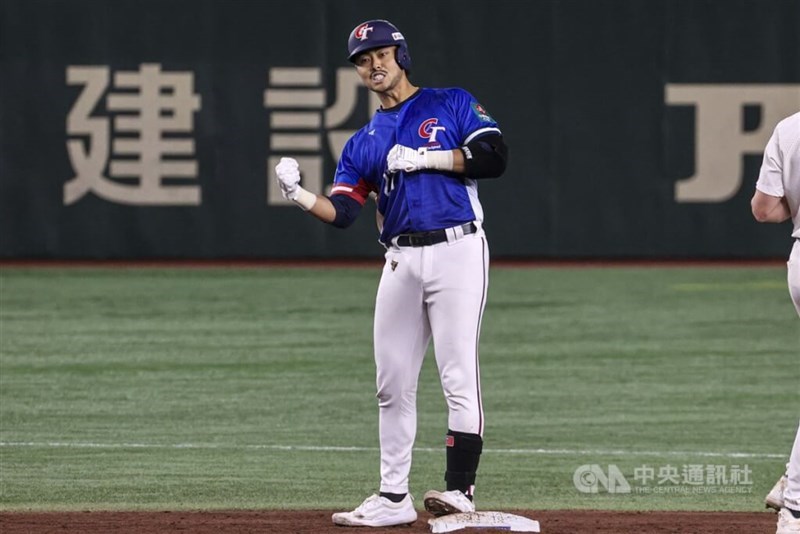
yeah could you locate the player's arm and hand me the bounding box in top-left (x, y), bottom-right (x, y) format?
top-left (752, 122), bottom-right (792, 224)
top-left (458, 133), bottom-right (508, 178)
top-left (274, 157), bottom-right (366, 228)
top-left (751, 190), bottom-right (791, 223)
top-left (304, 194), bottom-right (338, 224)
top-left (386, 133), bottom-right (508, 179)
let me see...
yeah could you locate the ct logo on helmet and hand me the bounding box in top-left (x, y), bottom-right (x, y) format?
top-left (354, 23), bottom-right (374, 41)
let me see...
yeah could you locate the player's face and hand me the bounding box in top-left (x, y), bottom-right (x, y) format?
top-left (353, 46), bottom-right (404, 93)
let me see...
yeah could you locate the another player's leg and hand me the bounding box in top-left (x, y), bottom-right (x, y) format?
top-left (774, 245), bottom-right (800, 534)
top-left (777, 421), bottom-right (800, 534)
top-left (423, 232), bottom-right (489, 516)
top-left (332, 247), bottom-right (428, 527)
top-left (788, 242), bottom-right (800, 319)
top-left (767, 470), bottom-right (788, 511)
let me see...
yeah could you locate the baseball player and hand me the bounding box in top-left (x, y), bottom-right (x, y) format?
top-left (750, 111), bottom-right (800, 534)
top-left (275, 19), bottom-right (507, 527)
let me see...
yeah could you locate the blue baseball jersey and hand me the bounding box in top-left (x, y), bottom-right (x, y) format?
top-left (330, 87), bottom-right (501, 244)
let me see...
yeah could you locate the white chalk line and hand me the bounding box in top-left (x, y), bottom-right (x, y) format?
top-left (0, 441), bottom-right (785, 459)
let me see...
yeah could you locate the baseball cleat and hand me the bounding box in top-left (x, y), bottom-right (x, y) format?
top-left (423, 489), bottom-right (475, 517)
top-left (777, 508), bottom-right (800, 534)
top-left (331, 493), bottom-right (417, 527)
top-left (767, 475), bottom-right (787, 511)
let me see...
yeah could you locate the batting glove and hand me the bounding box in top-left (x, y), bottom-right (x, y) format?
top-left (275, 157), bottom-right (301, 200)
top-left (274, 157), bottom-right (317, 210)
top-left (386, 144), bottom-right (454, 174)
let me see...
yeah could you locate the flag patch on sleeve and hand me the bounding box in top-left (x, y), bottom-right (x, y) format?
top-left (471, 101), bottom-right (494, 122)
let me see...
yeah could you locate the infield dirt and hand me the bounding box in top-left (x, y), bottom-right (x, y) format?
top-left (0, 509), bottom-right (779, 533)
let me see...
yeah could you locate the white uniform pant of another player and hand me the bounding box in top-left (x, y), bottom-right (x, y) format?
top-left (374, 227), bottom-right (488, 494)
top-left (788, 240), bottom-right (800, 318)
top-left (786, 419), bottom-right (800, 513)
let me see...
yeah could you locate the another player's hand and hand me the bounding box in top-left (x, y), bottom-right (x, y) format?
top-left (386, 144), bottom-right (454, 174)
top-left (275, 157), bottom-right (301, 200)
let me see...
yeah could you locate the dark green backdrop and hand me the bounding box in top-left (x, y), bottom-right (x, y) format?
top-left (1, 0), bottom-right (798, 259)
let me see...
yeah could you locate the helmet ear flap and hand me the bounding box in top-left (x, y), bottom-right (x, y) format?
top-left (395, 44), bottom-right (412, 72)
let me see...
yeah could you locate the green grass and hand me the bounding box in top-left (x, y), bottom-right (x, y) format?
top-left (0, 265), bottom-right (797, 512)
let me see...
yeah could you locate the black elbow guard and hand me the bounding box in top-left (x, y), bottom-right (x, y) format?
top-left (329, 194), bottom-right (363, 228)
top-left (461, 133), bottom-right (508, 179)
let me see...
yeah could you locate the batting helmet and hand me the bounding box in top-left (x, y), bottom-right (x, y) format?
top-left (347, 19), bottom-right (412, 71)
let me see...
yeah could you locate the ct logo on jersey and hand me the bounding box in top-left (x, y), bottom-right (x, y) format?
top-left (354, 23), bottom-right (374, 41)
top-left (418, 118), bottom-right (446, 149)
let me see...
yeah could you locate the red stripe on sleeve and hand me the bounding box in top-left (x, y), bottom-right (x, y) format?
top-left (330, 178), bottom-right (377, 206)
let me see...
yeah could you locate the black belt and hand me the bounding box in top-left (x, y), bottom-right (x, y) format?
top-left (394, 222), bottom-right (477, 247)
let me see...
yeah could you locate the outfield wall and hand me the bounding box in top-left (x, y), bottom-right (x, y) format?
top-left (1, 0), bottom-right (799, 259)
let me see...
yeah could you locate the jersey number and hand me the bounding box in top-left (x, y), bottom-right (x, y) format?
top-left (383, 171), bottom-right (396, 197)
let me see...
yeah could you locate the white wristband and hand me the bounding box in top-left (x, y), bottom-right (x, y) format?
top-left (291, 186), bottom-right (317, 211)
top-left (425, 150), bottom-right (454, 171)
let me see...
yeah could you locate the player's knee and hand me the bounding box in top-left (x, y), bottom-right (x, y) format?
top-left (376, 386), bottom-right (417, 409)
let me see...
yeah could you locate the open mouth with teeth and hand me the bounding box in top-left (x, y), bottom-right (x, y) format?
top-left (371, 72), bottom-right (386, 83)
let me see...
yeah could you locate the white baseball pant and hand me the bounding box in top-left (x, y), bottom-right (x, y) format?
top-left (788, 240), bottom-right (800, 318)
top-left (786, 420), bottom-right (800, 512)
top-left (784, 241), bottom-right (800, 512)
top-left (373, 228), bottom-right (488, 494)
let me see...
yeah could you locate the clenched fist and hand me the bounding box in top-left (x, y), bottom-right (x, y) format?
top-left (386, 144), bottom-right (454, 174)
top-left (387, 145), bottom-right (425, 174)
top-left (275, 157), bottom-right (301, 200)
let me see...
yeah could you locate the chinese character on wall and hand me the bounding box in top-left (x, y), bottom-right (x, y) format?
top-left (263, 67), bottom-right (379, 206)
top-left (65, 63), bottom-right (202, 206)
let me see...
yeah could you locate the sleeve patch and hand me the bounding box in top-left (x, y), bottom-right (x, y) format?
top-left (471, 101), bottom-right (495, 123)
